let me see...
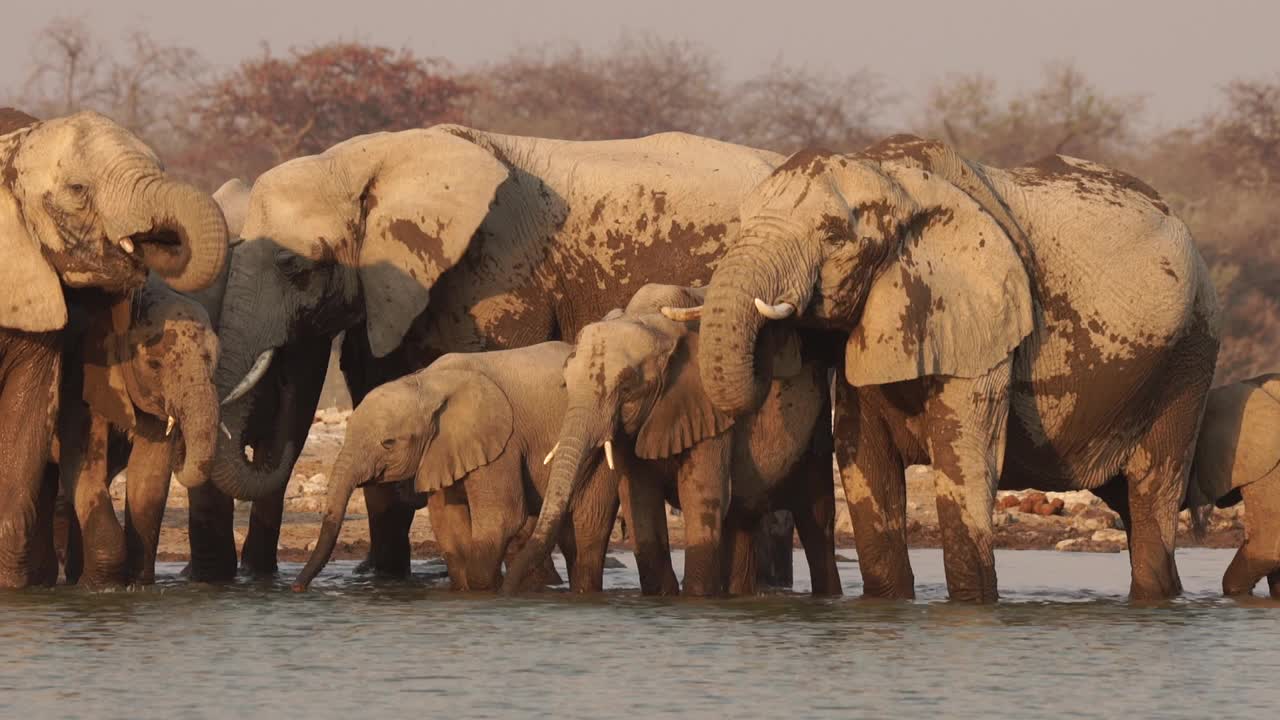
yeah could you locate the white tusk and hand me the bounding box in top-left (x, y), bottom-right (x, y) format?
top-left (221, 349), bottom-right (275, 406)
top-left (543, 442), bottom-right (560, 466)
top-left (660, 305), bottom-right (703, 322)
top-left (603, 440), bottom-right (615, 470)
top-left (165, 416), bottom-right (176, 437)
top-left (220, 422), bottom-right (232, 440)
top-left (119, 238), bottom-right (135, 254)
top-left (754, 298), bottom-right (796, 320)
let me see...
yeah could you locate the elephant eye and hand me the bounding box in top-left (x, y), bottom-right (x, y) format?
top-left (381, 438), bottom-right (396, 449)
top-left (67, 182), bottom-right (88, 194)
top-left (275, 250), bottom-right (313, 279)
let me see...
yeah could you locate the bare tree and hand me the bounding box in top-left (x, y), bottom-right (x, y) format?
top-left (21, 16), bottom-right (107, 116)
top-left (728, 60), bottom-right (890, 153)
top-left (468, 33), bottom-right (723, 140)
top-left (922, 62), bottom-right (1143, 166)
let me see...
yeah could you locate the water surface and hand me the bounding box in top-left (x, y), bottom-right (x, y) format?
top-left (0, 549), bottom-right (1273, 719)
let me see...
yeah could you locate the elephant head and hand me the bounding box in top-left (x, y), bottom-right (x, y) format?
top-left (0, 110), bottom-right (228, 333)
top-left (212, 127), bottom-right (510, 500)
top-left (694, 136), bottom-right (1035, 415)
top-left (506, 286), bottom-right (751, 590)
top-left (1188, 375), bottom-right (1280, 509)
top-left (292, 366), bottom-right (514, 590)
top-left (127, 278), bottom-right (221, 490)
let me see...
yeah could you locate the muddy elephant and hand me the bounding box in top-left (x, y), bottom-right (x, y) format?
top-left (292, 342), bottom-right (615, 592)
top-left (56, 276), bottom-right (220, 586)
top-left (210, 125), bottom-right (782, 579)
top-left (1186, 374), bottom-right (1280, 597)
top-left (690, 135), bottom-right (1221, 601)
top-left (505, 284), bottom-right (839, 597)
top-left (0, 108), bottom-right (227, 588)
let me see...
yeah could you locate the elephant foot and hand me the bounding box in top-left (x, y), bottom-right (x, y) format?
top-left (238, 556), bottom-right (279, 579)
top-left (353, 555), bottom-right (375, 575)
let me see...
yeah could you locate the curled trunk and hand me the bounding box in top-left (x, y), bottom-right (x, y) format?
top-left (109, 177), bottom-right (229, 293)
top-left (503, 405), bottom-right (607, 594)
top-left (292, 449), bottom-right (367, 591)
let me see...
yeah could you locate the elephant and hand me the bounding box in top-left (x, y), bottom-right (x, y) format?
top-left (505, 284), bottom-right (840, 597)
top-left (689, 135), bottom-right (1221, 601)
top-left (1186, 374), bottom-right (1280, 598)
top-left (0, 108), bottom-right (227, 588)
top-left (210, 124), bottom-right (781, 579)
top-left (55, 275), bottom-right (220, 586)
top-left (292, 341), bottom-right (616, 592)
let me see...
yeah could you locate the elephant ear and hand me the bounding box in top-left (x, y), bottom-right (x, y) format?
top-left (844, 167), bottom-right (1033, 386)
top-left (0, 124), bottom-right (67, 332)
top-left (636, 327), bottom-right (735, 460)
top-left (213, 178), bottom-right (251, 242)
top-left (1193, 377), bottom-right (1280, 504)
top-left (359, 131), bottom-right (510, 358)
top-left (415, 368), bottom-right (514, 492)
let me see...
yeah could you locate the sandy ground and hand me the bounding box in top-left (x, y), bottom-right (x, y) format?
top-left (124, 409), bottom-right (1244, 562)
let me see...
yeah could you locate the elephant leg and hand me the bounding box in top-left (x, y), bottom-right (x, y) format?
top-left (240, 486), bottom-right (286, 578)
top-left (1124, 396), bottom-right (1209, 601)
top-left (563, 464), bottom-right (618, 593)
top-left (186, 485), bottom-right (238, 582)
top-left (505, 518), bottom-right (565, 588)
top-left (676, 439), bottom-right (731, 597)
top-left (362, 484), bottom-right (414, 578)
top-left (0, 336), bottom-right (60, 589)
top-left (723, 510), bottom-right (758, 596)
top-left (427, 485), bottom-right (472, 590)
top-left (27, 465), bottom-right (61, 587)
top-left (834, 379), bottom-right (914, 599)
top-left (925, 358), bottom-right (1011, 603)
top-left (124, 418), bottom-right (173, 584)
top-left (790, 430), bottom-right (842, 596)
top-left (753, 510), bottom-right (794, 589)
top-left (65, 414), bottom-right (127, 588)
top-left (467, 464), bottom-right (525, 592)
top-left (627, 473), bottom-right (679, 596)
top-left (53, 483), bottom-right (81, 583)
top-left (1223, 479), bottom-right (1280, 596)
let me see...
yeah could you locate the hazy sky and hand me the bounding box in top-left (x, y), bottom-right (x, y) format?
top-left (2, 0), bottom-right (1277, 130)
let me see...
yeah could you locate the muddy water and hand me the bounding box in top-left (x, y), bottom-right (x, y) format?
top-left (0, 548), bottom-right (1273, 719)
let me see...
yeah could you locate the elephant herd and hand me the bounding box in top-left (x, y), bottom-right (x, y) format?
top-left (2, 106), bottom-right (1278, 602)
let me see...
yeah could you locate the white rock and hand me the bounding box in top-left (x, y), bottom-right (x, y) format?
top-left (1091, 528), bottom-right (1127, 544)
top-left (1055, 538), bottom-right (1085, 551)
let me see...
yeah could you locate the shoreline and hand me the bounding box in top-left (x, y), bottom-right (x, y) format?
top-left (134, 410), bottom-right (1245, 563)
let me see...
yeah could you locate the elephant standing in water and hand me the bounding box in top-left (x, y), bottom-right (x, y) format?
top-left (208, 125), bottom-right (781, 580)
top-left (1187, 374), bottom-right (1280, 598)
top-left (0, 109), bottom-right (227, 588)
top-left (506, 284), bottom-right (839, 597)
top-left (292, 342), bottom-right (615, 593)
top-left (692, 135), bottom-right (1220, 601)
top-left (56, 276), bottom-right (221, 586)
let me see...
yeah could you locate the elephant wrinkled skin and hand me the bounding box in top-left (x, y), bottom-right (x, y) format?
top-left (505, 284), bottom-right (840, 597)
top-left (1187, 374), bottom-right (1280, 598)
top-left (0, 108), bottom-right (227, 588)
top-left (293, 342), bottom-right (615, 593)
top-left (213, 125), bottom-right (780, 577)
top-left (695, 135), bottom-right (1221, 601)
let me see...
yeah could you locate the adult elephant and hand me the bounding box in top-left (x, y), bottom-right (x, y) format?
top-left (210, 126), bottom-right (782, 578)
top-left (690, 135), bottom-right (1220, 602)
top-left (0, 108), bottom-right (227, 588)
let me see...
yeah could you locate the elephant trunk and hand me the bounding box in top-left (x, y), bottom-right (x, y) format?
top-left (700, 233), bottom-right (818, 416)
top-left (503, 404), bottom-right (609, 594)
top-left (207, 369), bottom-right (299, 501)
top-left (105, 171), bottom-right (229, 293)
top-left (171, 376), bottom-right (218, 489)
top-left (292, 448), bottom-right (368, 591)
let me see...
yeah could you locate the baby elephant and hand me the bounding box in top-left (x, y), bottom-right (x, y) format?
top-left (292, 343), bottom-right (616, 592)
top-left (56, 275), bottom-right (220, 586)
top-left (1188, 373), bottom-right (1280, 598)
top-left (506, 284), bottom-right (839, 597)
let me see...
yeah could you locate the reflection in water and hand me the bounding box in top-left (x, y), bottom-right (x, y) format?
top-left (0, 549), bottom-right (1275, 719)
